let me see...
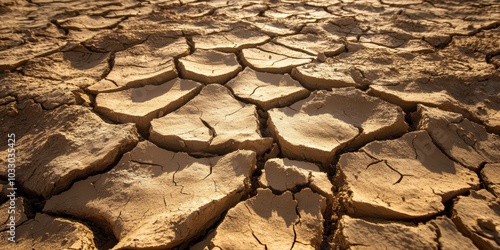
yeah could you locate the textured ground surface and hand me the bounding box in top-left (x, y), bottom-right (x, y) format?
top-left (0, 0), bottom-right (499, 249)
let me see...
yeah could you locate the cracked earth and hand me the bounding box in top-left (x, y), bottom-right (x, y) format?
top-left (0, 0), bottom-right (499, 249)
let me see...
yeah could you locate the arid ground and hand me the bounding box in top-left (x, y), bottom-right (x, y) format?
top-left (0, 0), bottom-right (499, 249)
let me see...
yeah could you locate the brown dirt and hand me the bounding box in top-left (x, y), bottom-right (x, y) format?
top-left (0, 0), bottom-right (499, 249)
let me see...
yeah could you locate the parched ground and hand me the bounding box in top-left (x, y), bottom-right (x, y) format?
top-left (0, 0), bottom-right (499, 249)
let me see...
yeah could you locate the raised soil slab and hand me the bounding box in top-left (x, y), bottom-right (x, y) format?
top-left (193, 28), bottom-right (270, 52)
top-left (413, 104), bottom-right (500, 170)
top-left (0, 100), bottom-right (139, 199)
top-left (44, 141), bottom-right (257, 249)
top-left (226, 67), bottom-right (309, 110)
top-left (241, 43), bottom-right (314, 73)
top-left (337, 131), bottom-right (479, 219)
top-left (334, 215), bottom-right (438, 249)
top-left (259, 158), bottom-right (333, 200)
top-left (267, 87), bottom-right (407, 163)
top-left (13, 213), bottom-right (98, 249)
top-left (95, 78), bottom-right (202, 132)
top-left (452, 190), bottom-right (500, 250)
top-left (88, 35), bottom-right (189, 93)
top-left (178, 49), bottom-right (242, 84)
top-left (273, 33), bottom-right (345, 57)
top-left (150, 84), bottom-right (272, 154)
top-left (202, 188), bottom-right (326, 250)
